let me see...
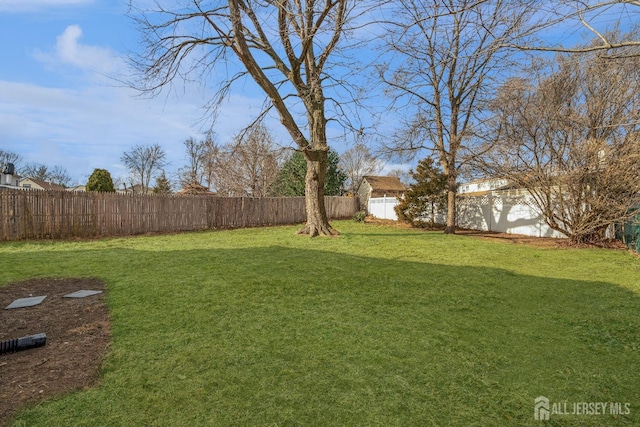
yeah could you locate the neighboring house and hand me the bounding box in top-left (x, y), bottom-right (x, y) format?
top-left (19, 177), bottom-right (66, 191)
top-left (67, 185), bottom-right (86, 192)
top-left (357, 176), bottom-right (406, 220)
top-left (0, 163), bottom-right (21, 188)
top-left (457, 177), bottom-right (509, 196)
top-left (118, 184), bottom-right (145, 194)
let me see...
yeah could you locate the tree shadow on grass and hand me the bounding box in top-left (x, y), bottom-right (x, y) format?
top-left (3, 245), bottom-right (640, 426)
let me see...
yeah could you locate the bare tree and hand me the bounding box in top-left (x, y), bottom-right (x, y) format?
top-left (48, 166), bottom-right (73, 188)
top-left (477, 41), bottom-right (640, 243)
top-left (386, 169), bottom-right (411, 188)
top-left (379, 0), bottom-right (538, 233)
top-left (200, 134), bottom-right (221, 192)
top-left (21, 162), bottom-right (72, 187)
top-left (121, 143), bottom-right (167, 194)
top-left (507, 1), bottom-right (640, 56)
top-left (211, 124), bottom-right (283, 197)
top-left (0, 150), bottom-right (22, 171)
top-left (113, 175), bottom-right (128, 192)
top-left (128, 0), bottom-right (370, 236)
top-left (339, 140), bottom-right (383, 195)
top-left (178, 136), bottom-right (212, 188)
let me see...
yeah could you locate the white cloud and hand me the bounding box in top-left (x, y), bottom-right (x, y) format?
top-left (0, 0), bottom-right (93, 13)
top-left (34, 24), bottom-right (122, 75)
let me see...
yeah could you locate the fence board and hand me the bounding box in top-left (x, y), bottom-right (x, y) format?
top-left (0, 189), bottom-right (358, 241)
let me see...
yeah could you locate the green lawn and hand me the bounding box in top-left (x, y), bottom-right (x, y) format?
top-left (1, 221), bottom-right (639, 426)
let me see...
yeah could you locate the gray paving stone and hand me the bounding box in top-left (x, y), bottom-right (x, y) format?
top-left (5, 296), bottom-right (47, 309)
top-left (63, 290), bottom-right (103, 298)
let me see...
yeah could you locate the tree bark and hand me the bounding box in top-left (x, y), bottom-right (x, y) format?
top-left (297, 148), bottom-right (337, 237)
top-left (444, 175), bottom-right (457, 234)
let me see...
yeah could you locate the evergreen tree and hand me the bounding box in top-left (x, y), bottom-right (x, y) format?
top-left (86, 169), bottom-right (116, 192)
top-left (324, 151), bottom-right (347, 196)
top-left (270, 150), bottom-right (346, 196)
top-left (394, 158), bottom-right (447, 225)
top-left (152, 171), bottom-right (173, 194)
top-left (270, 151), bottom-right (307, 196)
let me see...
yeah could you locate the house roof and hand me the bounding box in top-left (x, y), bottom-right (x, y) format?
top-left (362, 176), bottom-right (405, 192)
top-left (20, 177), bottom-right (66, 191)
top-left (125, 184), bottom-right (145, 193)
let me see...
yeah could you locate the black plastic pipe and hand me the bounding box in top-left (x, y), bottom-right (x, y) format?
top-left (0, 333), bottom-right (46, 355)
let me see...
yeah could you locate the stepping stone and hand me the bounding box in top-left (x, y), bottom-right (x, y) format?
top-left (5, 296), bottom-right (47, 310)
top-left (63, 290), bottom-right (103, 298)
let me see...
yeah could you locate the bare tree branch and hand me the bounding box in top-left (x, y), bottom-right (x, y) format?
top-left (504, 1), bottom-right (640, 55)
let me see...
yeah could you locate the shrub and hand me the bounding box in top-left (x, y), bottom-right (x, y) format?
top-left (353, 210), bottom-right (367, 222)
top-left (86, 169), bottom-right (116, 192)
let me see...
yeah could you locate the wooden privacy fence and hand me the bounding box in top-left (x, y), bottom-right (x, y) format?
top-left (0, 189), bottom-right (359, 241)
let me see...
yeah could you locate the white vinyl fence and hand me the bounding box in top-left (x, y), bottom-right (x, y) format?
top-left (457, 193), bottom-right (565, 238)
top-left (368, 196), bottom-right (400, 220)
top-left (369, 192), bottom-right (566, 238)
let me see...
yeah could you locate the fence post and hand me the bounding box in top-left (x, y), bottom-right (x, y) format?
top-left (488, 193), bottom-right (492, 232)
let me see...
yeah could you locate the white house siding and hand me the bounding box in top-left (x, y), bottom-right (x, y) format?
top-left (458, 178), bottom-right (508, 195)
top-left (1, 172), bottom-right (20, 187)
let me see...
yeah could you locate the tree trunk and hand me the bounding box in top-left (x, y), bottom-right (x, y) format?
top-left (430, 200), bottom-right (435, 227)
top-left (297, 148), bottom-right (337, 237)
top-left (444, 175), bottom-right (457, 234)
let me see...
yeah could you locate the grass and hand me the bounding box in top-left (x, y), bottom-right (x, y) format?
top-left (1, 220), bottom-right (639, 426)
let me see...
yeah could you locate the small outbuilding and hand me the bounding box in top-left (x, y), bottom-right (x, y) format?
top-left (357, 176), bottom-right (405, 219)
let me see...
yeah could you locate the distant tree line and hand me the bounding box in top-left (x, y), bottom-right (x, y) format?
top-left (173, 124), bottom-right (379, 198)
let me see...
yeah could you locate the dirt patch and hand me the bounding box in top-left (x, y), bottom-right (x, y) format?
top-left (453, 229), bottom-right (629, 249)
top-left (364, 216), bottom-right (443, 231)
top-left (0, 278), bottom-right (111, 427)
top-left (453, 229), bottom-right (565, 248)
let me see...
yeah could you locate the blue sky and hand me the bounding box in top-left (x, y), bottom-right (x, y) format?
top-left (0, 0), bottom-right (318, 186)
top-left (1, 1), bottom-right (636, 187)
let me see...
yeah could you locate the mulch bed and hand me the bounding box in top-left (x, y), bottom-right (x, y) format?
top-left (0, 278), bottom-right (111, 427)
